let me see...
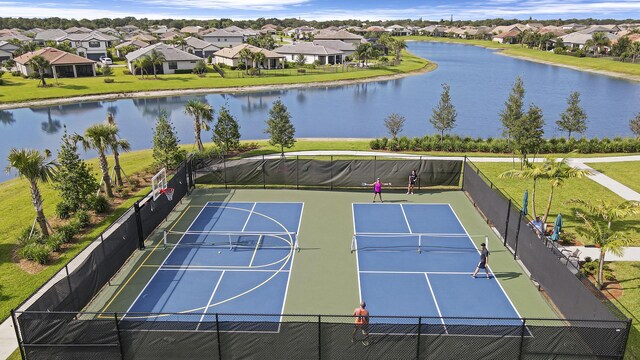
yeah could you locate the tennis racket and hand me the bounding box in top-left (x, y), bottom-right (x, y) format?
top-left (361, 182), bottom-right (368, 186)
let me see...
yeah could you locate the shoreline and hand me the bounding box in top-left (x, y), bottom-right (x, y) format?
top-left (0, 63), bottom-right (436, 110)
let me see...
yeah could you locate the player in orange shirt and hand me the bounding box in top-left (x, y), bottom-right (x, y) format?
top-left (351, 301), bottom-right (370, 345)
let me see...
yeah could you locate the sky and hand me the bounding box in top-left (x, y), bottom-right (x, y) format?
top-left (1, 0), bottom-right (640, 21)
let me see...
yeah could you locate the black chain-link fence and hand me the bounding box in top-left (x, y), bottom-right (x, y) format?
top-left (13, 312), bottom-right (630, 360)
top-left (193, 155), bottom-right (463, 189)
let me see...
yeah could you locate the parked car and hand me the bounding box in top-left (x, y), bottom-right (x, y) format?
top-left (100, 57), bottom-right (113, 65)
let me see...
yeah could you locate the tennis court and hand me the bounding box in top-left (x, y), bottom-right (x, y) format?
top-left (352, 203), bottom-right (522, 334)
top-left (124, 201), bottom-right (303, 329)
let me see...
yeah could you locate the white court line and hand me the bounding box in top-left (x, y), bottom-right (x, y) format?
top-left (277, 202), bottom-right (304, 331)
top-left (446, 204), bottom-right (524, 320)
top-left (352, 203), bottom-right (363, 302)
top-left (249, 235), bottom-right (263, 267)
top-left (424, 273), bottom-right (448, 334)
top-left (354, 232), bottom-right (468, 236)
top-left (400, 204), bottom-right (413, 234)
top-left (123, 204), bottom-right (210, 319)
top-left (196, 271), bottom-right (225, 331)
top-left (156, 268), bottom-right (289, 273)
top-left (361, 271), bottom-right (473, 275)
top-left (241, 202), bottom-right (257, 232)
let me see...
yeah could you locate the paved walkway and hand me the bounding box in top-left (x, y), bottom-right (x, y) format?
top-left (2, 151), bottom-right (639, 359)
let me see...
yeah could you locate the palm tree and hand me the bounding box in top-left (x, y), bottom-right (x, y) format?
top-left (540, 158), bottom-right (592, 223)
top-left (172, 35), bottom-right (187, 51)
top-left (355, 43), bottom-right (378, 66)
top-left (499, 160), bottom-right (549, 219)
top-left (184, 99), bottom-right (214, 152)
top-left (5, 148), bottom-right (57, 237)
top-left (575, 212), bottom-right (631, 289)
top-left (567, 199), bottom-right (640, 230)
top-left (391, 39), bottom-right (407, 65)
top-left (585, 32), bottom-right (610, 55)
top-left (15, 41), bottom-right (39, 56)
top-left (147, 50), bottom-right (166, 79)
top-left (132, 57), bottom-right (149, 79)
top-left (252, 51), bottom-right (267, 74)
top-left (239, 48), bottom-right (253, 74)
top-left (105, 113), bottom-right (131, 188)
top-left (29, 55), bottom-right (50, 87)
top-left (629, 41), bottom-right (640, 63)
top-left (77, 124), bottom-right (119, 198)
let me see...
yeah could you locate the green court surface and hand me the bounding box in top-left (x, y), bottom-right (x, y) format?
top-left (85, 188), bottom-right (557, 319)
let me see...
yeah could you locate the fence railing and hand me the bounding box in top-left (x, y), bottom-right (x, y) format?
top-left (12, 311), bottom-right (631, 360)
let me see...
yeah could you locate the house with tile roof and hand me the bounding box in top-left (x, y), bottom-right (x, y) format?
top-left (214, 43), bottom-right (285, 69)
top-left (312, 40), bottom-right (357, 57)
top-left (492, 29), bottom-right (521, 44)
top-left (183, 36), bottom-right (220, 58)
top-left (203, 29), bottom-right (245, 48)
top-left (14, 47), bottom-right (96, 78)
top-left (180, 26), bottom-right (204, 35)
top-left (125, 43), bottom-right (202, 75)
top-left (34, 29), bottom-right (68, 45)
top-left (314, 30), bottom-right (364, 45)
top-left (115, 39), bottom-right (149, 57)
top-left (59, 31), bottom-right (118, 60)
top-left (0, 41), bottom-right (19, 61)
top-left (274, 42), bottom-right (344, 64)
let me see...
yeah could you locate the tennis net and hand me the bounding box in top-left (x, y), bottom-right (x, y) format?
top-left (351, 233), bottom-right (488, 254)
top-left (163, 230), bottom-right (299, 251)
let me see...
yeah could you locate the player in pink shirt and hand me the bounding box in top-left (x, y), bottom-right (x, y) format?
top-left (365, 178), bottom-right (391, 203)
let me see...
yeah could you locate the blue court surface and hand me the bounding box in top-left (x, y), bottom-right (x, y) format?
top-left (124, 202), bottom-right (303, 331)
top-left (353, 203), bottom-right (523, 335)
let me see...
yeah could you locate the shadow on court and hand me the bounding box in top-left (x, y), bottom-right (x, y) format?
top-left (493, 272), bottom-right (524, 280)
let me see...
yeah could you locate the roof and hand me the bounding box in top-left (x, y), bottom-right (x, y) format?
top-left (0, 41), bottom-right (19, 50)
top-left (14, 47), bottom-right (96, 65)
top-left (315, 30), bottom-right (363, 40)
top-left (61, 31), bottom-right (118, 42)
top-left (181, 26), bottom-right (204, 34)
top-left (126, 33), bottom-right (157, 42)
top-left (125, 43), bottom-right (202, 62)
top-left (65, 26), bottom-right (92, 33)
top-left (203, 29), bottom-right (244, 38)
top-left (184, 36), bottom-right (219, 50)
top-left (262, 24), bottom-right (278, 30)
top-left (312, 40), bottom-right (356, 51)
top-left (0, 33), bottom-right (31, 42)
top-left (560, 31), bottom-right (618, 45)
top-left (115, 39), bottom-right (149, 49)
top-left (274, 42), bottom-right (343, 56)
top-left (214, 44), bottom-right (284, 59)
top-left (494, 29), bottom-right (521, 39)
top-left (34, 29), bottom-right (68, 41)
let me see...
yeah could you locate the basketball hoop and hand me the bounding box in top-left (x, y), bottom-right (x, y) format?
top-left (160, 187), bottom-right (175, 201)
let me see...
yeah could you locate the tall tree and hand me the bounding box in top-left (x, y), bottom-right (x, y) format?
top-left (239, 48), bottom-right (253, 73)
top-left (429, 83), bottom-right (457, 140)
top-left (53, 127), bottom-right (99, 211)
top-left (184, 99), bottom-right (214, 152)
top-left (152, 111), bottom-right (186, 170)
top-left (629, 42), bottom-right (640, 63)
top-left (252, 51), bottom-right (266, 74)
top-left (29, 55), bottom-right (50, 87)
top-left (541, 158), bottom-right (592, 223)
top-left (265, 99), bottom-right (296, 157)
top-left (512, 104), bottom-right (545, 164)
top-left (630, 112), bottom-right (640, 139)
top-left (585, 32), bottom-right (610, 55)
top-left (5, 148), bottom-right (57, 237)
top-left (384, 113), bottom-right (405, 141)
top-left (556, 91), bottom-right (587, 139)
top-left (213, 106), bottom-right (241, 154)
top-left (568, 199), bottom-right (640, 230)
top-left (499, 160), bottom-right (550, 219)
top-left (499, 77), bottom-right (525, 143)
top-left (147, 50), bottom-right (166, 79)
top-left (77, 124), bottom-right (119, 198)
top-left (132, 57), bottom-right (150, 79)
top-left (105, 113), bottom-right (131, 188)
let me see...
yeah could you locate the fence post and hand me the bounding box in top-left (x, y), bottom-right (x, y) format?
top-left (223, 155), bottom-right (227, 189)
top-left (416, 317), bottom-right (422, 360)
top-left (65, 265), bottom-right (79, 310)
top-left (504, 200), bottom-right (512, 247)
top-left (114, 313), bottom-right (125, 360)
top-left (518, 318), bottom-right (527, 360)
top-left (514, 211), bottom-right (523, 260)
top-left (262, 155), bottom-right (266, 189)
top-left (11, 310), bottom-right (26, 360)
top-left (296, 156), bottom-right (299, 190)
top-left (134, 201), bottom-right (145, 250)
top-left (418, 156), bottom-right (422, 191)
top-left (374, 156), bottom-right (377, 179)
top-left (462, 155), bottom-right (467, 191)
top-left (330, 156), bottom-right (333, 191)
top-left (216, 314), bottom-right (223, 360)
top-left (318, 315), bottom-right (322, 360)
top-left (100, 235), bottom-right (110, 286)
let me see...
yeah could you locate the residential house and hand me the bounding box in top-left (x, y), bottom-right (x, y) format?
top-left (274, 42), bottom-right (344, 64)
top-left (126, 33), bottom-right (157, 43)
top-left (115, 39), bottom-right (149, 57)
top-left (34, 29), bottom-right (68, 45)
top-left (224, 26), bottom-right (260, 40)
top-left (180, 26), bottom-right (204, 35)
top-left (214, 43), bottom-right (285, 69)
top-left (539, 26), bottom-right (566, 37)
top-left (0, 31), bottom-right (31, 43)
top-left (160, 31), bottom-right (181, 42)
top-left (385, 25), bottom-right (409, 36)
top-left (0, 41), bottom-right (20, 61)
top-left (582, 25), bottom-right (621, 34)
top-left (561, 23), bottom-right (588, 32)
top-left (183, 36), bottom-right (220, 58)
top-left (364, 26), bottom-right (386, 34)
top-left (420, 25), bottom-right (446, 37)
top-left (560, 31), bottom-right (619, 50)
top-left (150, 26), bottom-right (173, 35)
top-left (118, 25), bottom-right (140, 34)
top-left (65, 27), bottom-right (92, 34)
top-left (14, 47), bottom-right (96, 78)
top-left (261, 24), bottom-right (278, 34)
top-left (313, 40), bottom-right (357, 57)
top-left (314, 30), bottom-right (364, 45)
top-left (525, 23), bottom-right (544, 31)
top-left (492, 29), bottom-right (521, 44)
top-left (203, 29), bottom-right (244, 48)
top-left (125, 43), bottom-right (202, 75)
top-left (287, 26), bottom-right (316, 38)
top-left (59, 31), bottom-right (118, 60)
top-left (96, 27), bottom-right (120, 36)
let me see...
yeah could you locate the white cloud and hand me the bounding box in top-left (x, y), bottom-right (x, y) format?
top-left (127, 0), bottom-right (310, 11)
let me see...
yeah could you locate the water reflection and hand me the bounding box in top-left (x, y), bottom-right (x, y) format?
top-left (40, 109), bottom-right (62, 134)
top-left (0, 110), bottom-right (15, 125)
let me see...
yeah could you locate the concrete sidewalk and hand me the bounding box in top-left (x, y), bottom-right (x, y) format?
top-left (561, 246), bottom-right (640, 262)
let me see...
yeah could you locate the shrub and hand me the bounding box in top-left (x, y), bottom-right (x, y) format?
top-left (46, 233), bottom-right (65, 252)
top-left (173, 69), bottom-right (193, 74)
top-left (103, 78), bottom-right (114, 83)
top-left (19, 243), bottom-right (51, 264)
top-left (237, 63), bottom-right (248, 70)
top-left (398, 136), bottom-right (411, 151)
top-left (75, 210), bottom-right (90, 228)
top-left (370, 139), bottom-right (381, 150)
top-left (12, 71), bottom-right (21, 77)
top-left (123, 69), bottom-right (132, 75)
top-left (247, 68), bottom-right (259, 76)
top-left (17, 227), bottom-right (43, 247)
top-left (0, 79), bottom-right (3, 85)
top-left (57, 223), bottom-right (79, 243)
top-left (90, 194), bottom-right (110, 214)
top-left (193, 60), bottom-right (208, 76)
top-left (297, 68), bottom-right (306, 73)
top-left (55, 201), bottom-right (74, 219)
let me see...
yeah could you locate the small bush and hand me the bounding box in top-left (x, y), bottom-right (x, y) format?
top-left (19, 243), bottom-right (51, 264)
top-left (46, 233), bottom-right (65, 252)
top-left (17, 227), bottom-right (43, 247)
top-left (75, 210), bottom-right (90, 228)
top-left (103, 78), bottom-right (114, 83)
top-left (90, 194), bottom-right (110, 214)
top-left (247, 68), bottom-right (259, 76)
top-left (123, 69), bottom-right (132, 75)
top-left (57, 223), bottom-right (79, 243)
top-left (12, 71), bottom-right (21, 77)
top-left (370, 139), bottom-right (381, 150)
top-left (297, 68), bottom-right (306, 73)
top-left (0, 79), bottom-right (3, 85)
top-left (173, 69), bottom-right (193, 74)
top-left (56, 201), bottom-right (74, 219)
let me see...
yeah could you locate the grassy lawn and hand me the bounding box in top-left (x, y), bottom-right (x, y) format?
top-left (0, 51), bottom-right (431, 105)
top-left (403, 36), bottom-right (640, 78)
top-left (473, 162), bottom-right (640, 246)
top-left (587, 161), bottom-right (640, 194)
top-left (607, 262), bottom-right (640, 359)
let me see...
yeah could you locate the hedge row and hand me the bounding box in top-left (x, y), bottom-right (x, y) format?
top-left (370, 135), bottom-right (640, 154)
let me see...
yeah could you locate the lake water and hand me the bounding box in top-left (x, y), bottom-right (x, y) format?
top-left (2, 41), bottom-right (640, 181)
